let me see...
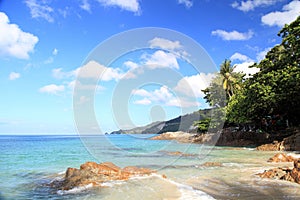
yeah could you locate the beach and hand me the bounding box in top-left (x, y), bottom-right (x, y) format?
top-left (1, 134), bottom-right (299, 199)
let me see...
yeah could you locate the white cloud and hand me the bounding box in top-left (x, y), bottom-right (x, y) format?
top-left (134, 98), bottom-right (152, 105)
top-left (39, 84), bottom-right (65, 95)
top-left (77, 60), bottom-right (124, 81)
top-left (9, 72), bottom-right (21, 80)
top-left (233, 62), bottom-right (259, 78)
top-left (52, 68), bottom-right (71, 79)
top-left (81, 0), bottom-right (91, 12)
top-left (143, 50), bottom-right (179, 69)
top-left (231, 0), bottom-right (280, 12)
top-left (68, 80), bottom-right (105, 91)
top-left (0, 12), bottom-right (38, 59)
top-left (261, 0), bottom-right (300, 27)
top-left (256, 47), bottom-right (272, 61)
top-left (80, 0), bottom-right (91, 12)
top-left (52, 48), bottom-right (58, 55)
top-left (211, 29), bottom-right (254, 41)
top-left (230, 52), bottom-right (254, 62)
top-left (24, 0), bottom-right (54, 22)
top-left (97, 0), bottom-right (140, 13)
top-left (132, 83), bottom-right (205, 108)
top-left (149, 37), bottom-right (182, 51)
top-left (178, 0), bottom-right (193, 8)
top-left (174, 73), bottom-right (215, 98)
top-left (124, 60), bottom-right (139, 70)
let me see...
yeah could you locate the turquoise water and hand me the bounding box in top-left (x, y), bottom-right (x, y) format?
top-left (0, 135), bottom-right (300, 199)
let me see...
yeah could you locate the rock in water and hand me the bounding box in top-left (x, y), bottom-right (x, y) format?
top-left (258, 159), bottom-right (300, 184)
top-left (267, 153), bottom-right (297, 162)
top-left (59, 162), bottom-right (155, 190)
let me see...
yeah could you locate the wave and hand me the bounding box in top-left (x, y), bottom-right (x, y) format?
top-left (57, 183), bottom-right (94, 195)
top-left (55, 173), bottom-right (215, 199)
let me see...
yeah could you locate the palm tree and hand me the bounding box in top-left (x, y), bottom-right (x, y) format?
top-left (219, 59), bottom-right (242, 98)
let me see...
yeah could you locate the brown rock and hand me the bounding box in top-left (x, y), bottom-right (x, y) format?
top-left (200, 162), bottom-right (223, 167)
top-left (257, 168), bottom-right (290, 179)
top-left (267, 153), bottom-right (296, 162)
top-left (160, 150), bottom-right (195, 157)
top-left (256, 141), bottom-right (284, 151)
top-left (282, 131), bottom-right (300, 151)
top-left (258, 159), bottom-right (300, 184)
top-left (58, 162), bottom-right (156, 190)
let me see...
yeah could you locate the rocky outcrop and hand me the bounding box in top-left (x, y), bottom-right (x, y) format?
top-left (160, 150), bottom-right (195, 157)
top-left (56, 162), bottom-right (155, 190)
top-left (281, 132), bottom-right (300, 151)
top-left (257, 159), bottom-right (300, 184)
top-left (150, 131), bottom-right (196, 143)
top-left (200, 162), bottom-right (223, 167)
top-left (267, 153), bottom-right (297, 162)
top-left (256, 141), bottom-right (284, 151)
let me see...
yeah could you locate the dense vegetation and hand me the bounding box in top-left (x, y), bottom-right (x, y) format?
top-left (197, 16), bottom-right (300, 132)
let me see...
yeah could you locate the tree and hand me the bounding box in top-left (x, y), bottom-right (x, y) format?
top-left (219, 59), bottom-right (243, 98)
top-left (226, 16), bottom-right (300, 126)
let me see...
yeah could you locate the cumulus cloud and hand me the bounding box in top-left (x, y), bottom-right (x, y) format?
top-left (52, 48), bottom-right (58, 55)
top-left (149, 37), bottom-right (182, 51)
top-left (143, 50), bottom-right (179, 69)
top-left (81, 0), bottom-right (91, 12)
top-left (24, 0), bottom-right (54, 22)
top-left (39, 84), bottom-right (65, 95)
top-left (256, 47), bottom-right (272, 61)
top-left (132, 86), bottom-right (198, 107)
top-left (77, 60), bottom-right (124, 81)
top-left (133, 98), bottom-right (152, 105)
top-left (97, 0), bottom-right (140, 13)
top-left (212, 29), bottom-right (254, 41)
top-left (230, 52), bottom-right (254, 62)
top-left (231, 0), bottom-right (280, 12)
top-left (9, 72), bottom-right (21, 80)
top-left (174, 73), bottom-right (215, 98)
top-left (178, 0), bottom-right (193, 8)
top-left (261, 0), bottom-right (300, 27)
top-left (233, 62), bottom-right (259, 78)
top-left (0, 12), bottom-right (38, 59)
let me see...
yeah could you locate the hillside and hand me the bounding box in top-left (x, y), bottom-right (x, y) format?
top-left (110, 109), bottom-right (211, 134)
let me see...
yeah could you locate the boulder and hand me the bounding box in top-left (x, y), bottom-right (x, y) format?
top-left (59, 162), bottom-right (155, 190)
top-left (267, 153), bottom-right (297, 162)
top-left (160, 150), bottom-right (195, 157)
top-left (282, 132), bottom-right (300, 151)
top-left (256, 141), bottom-right (284, 151)
top-left (200, 162), bottom-right (223, 167)
top-left (258, 159), bottom-right (300, 184)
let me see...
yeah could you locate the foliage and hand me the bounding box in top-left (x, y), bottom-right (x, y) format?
top-left (226, 16), bottom-right (300, 126)
top-left (193, 118), bottom-right (211, 133)
top-left (202, 16), bottom-right (300, 129)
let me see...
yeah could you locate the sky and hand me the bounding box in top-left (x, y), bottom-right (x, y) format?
top-left (0, 0), bottom-right (299, 134)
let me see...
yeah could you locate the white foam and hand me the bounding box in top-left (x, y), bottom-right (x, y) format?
top-left (57, 183), bottom-right (93, 195)
top-left (142, 174), bottom-right (215, 200)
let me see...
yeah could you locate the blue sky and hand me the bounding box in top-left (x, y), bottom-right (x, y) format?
top-left (0, 0), bottom-right (299, 134)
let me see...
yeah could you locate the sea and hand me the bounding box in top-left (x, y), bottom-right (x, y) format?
top-left (0, 134), bottom-right (300, 200)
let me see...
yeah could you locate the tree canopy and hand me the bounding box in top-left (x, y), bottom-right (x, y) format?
top-left (200, 16), bottom-right (300, 131)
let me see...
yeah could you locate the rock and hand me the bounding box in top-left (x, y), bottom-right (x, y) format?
top-left (256, 141), bottom-right (284, 151)
top-left (150, 131), bottom-right (196, 143)
top-left (257, 168), bottom-right (290, 180)
top-left (200, 162), bottom-right (223, 167)
top-left (59, 162), bottom-right (155, 190)
top-left (258, 159), bottom-right (300, 184)
top-left (267, 153), bottom-right (297, 162)
top-left (282, 132), bottom-right (300, 151)
top-left (160, 150), bottom-right (195, 157)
